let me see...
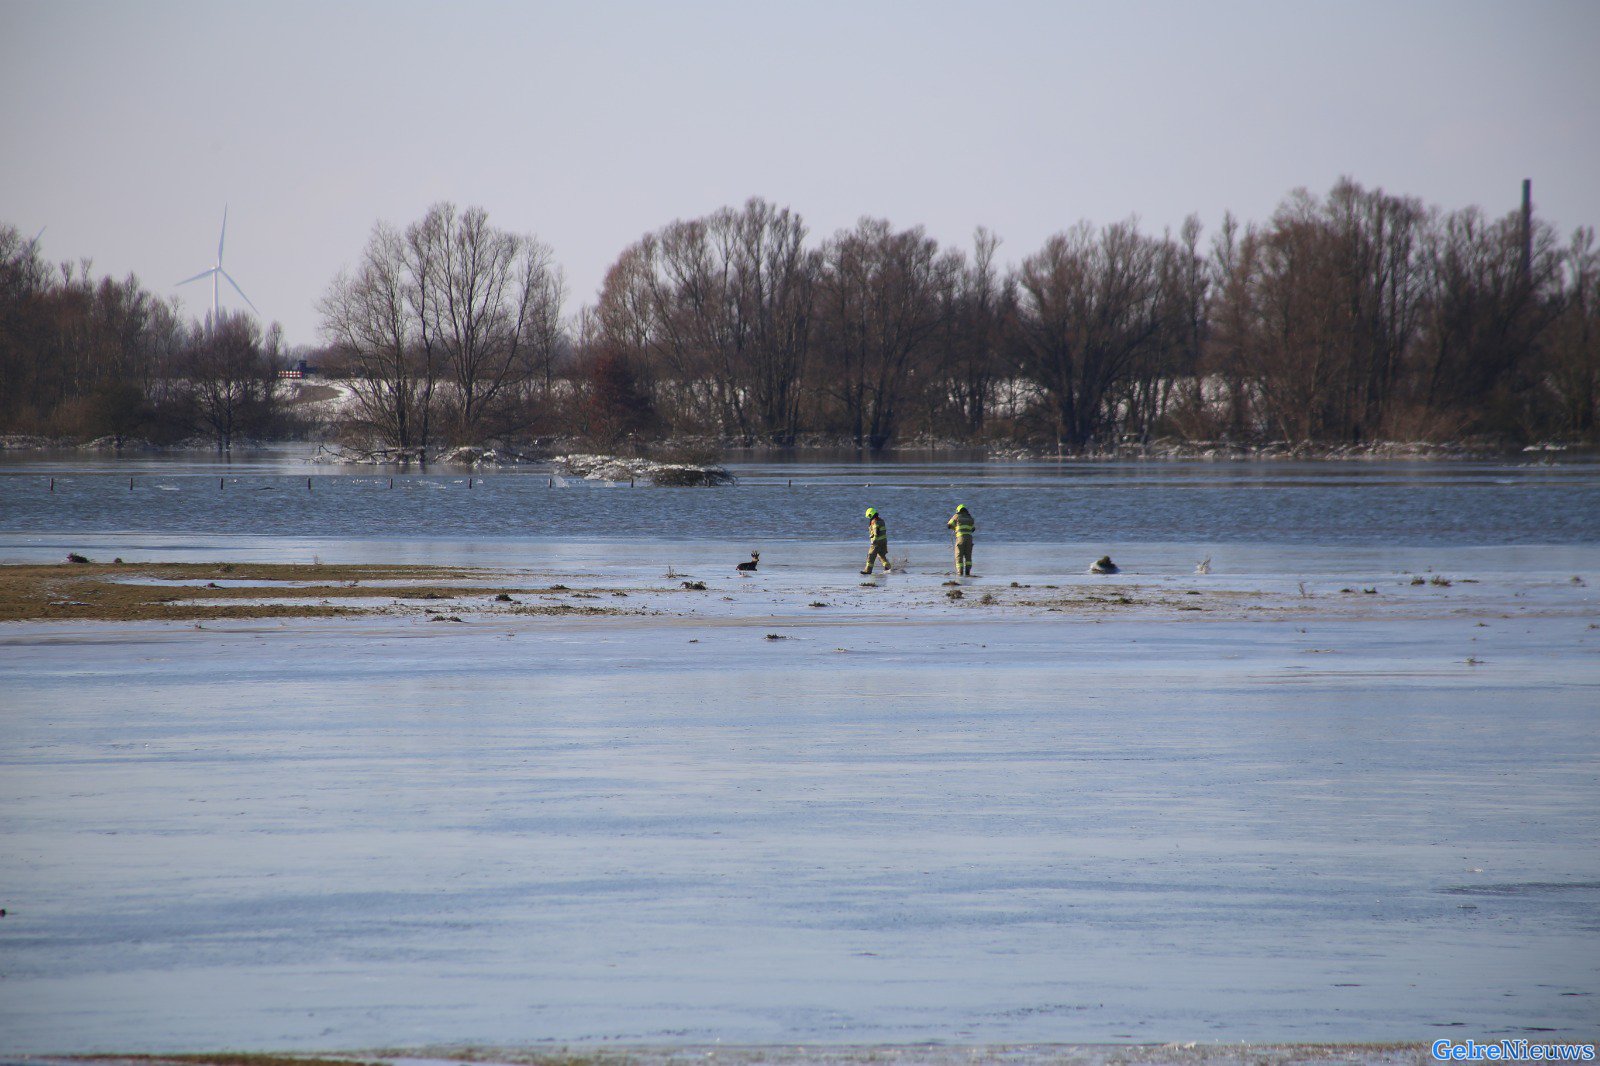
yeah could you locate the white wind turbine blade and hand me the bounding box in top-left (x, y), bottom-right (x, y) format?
top-left (217, 205), bottom-right (228, 266)
top-left (220, 268), bottom-right (260, 316)
top-left (176, 266), bottom-right (218, 288)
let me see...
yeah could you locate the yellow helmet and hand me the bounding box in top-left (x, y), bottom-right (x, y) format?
top-left (865, 507), bottom-right (878, 518)
top-left (956, 504), bottom-right (968, 511)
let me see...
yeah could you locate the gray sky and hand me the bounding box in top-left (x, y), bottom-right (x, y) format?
top-left (4, 0), bottom-right (1598, 347)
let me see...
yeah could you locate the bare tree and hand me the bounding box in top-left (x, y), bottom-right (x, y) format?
top-left (320, 204), bottom-right (566, 451)
top-left (1546, 228), bottom-right (1599, 435)
top-left (722, 199), bottom-right (818, 445)
top-left (593, 231), bottom-right (705, 432)
top-left (1117, 215), bottom-right (1208, 444)
top-left (320, 222), bottom-right (437, 451)
top-left (928, 227), bottom-right (1007, 440)
top-left (1339, 182), bottom-right (1429, 439)
top-left (407, 203), bottom-right (565, 442)
top-left (814, 218), bottom-right (955, 450)
top-left (185, 311), bottom-right (282, 450)
top-left (1194, 212), bottom-right (1260, 439)
top-left (1242, 192), bottom-right (1345, 442)
top-left (1011, 220), bottom-right (1178, 449)
top-left (593, 198), bottom-right (818, 444)
top-left (1416, 203), bottom-right (1562, 437)
top-left (1198, 182), bottom-right (1431, 443)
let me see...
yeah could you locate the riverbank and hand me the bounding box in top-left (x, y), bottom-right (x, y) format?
top-left (5, 433), bottom-right (1595, 465)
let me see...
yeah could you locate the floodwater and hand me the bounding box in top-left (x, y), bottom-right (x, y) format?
top-left (1, 453), bottom-right (1597, 1053)
top-left (2, 450), bottom-right (1598, 545)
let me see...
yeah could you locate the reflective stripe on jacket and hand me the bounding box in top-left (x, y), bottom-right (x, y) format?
top-left (869, 516), bottom-right (888, 544)
top-left (948, 513), bottom-right (975, 538)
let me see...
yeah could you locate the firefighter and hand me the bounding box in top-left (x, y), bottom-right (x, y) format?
top-left (947, 504), bottom-right (975, 576)
top-left (861, 507), bottom-right (891, 575)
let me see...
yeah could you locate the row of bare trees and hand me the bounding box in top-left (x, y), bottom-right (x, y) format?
top-left (588, 204), bottom-right (1016, 448)
top-left (4, 178), bottom-right (1595, 454)
top-left (583, 184), bottom-right (1597, 450)
top-left (0, 225), bottom-right (290, 448)
top-left (1192, 181), bottom-right (1583, 445)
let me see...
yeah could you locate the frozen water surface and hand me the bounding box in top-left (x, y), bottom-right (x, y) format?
top-left (0, 459), bottom-right (1597, 1053)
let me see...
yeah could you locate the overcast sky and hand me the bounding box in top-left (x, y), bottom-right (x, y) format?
top-left (4, 0), bottom-right (1597, 347)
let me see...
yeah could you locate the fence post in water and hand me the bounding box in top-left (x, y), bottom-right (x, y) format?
top-left (129, 477), bottom-right (133, 491)
top-left (389, 477), bottom-right (394, 490)
top-left (307, 477), bottom-right (312, 492)
top-left (50, 477), bottom-right (55, 492)
top-left (219, 477), bottom-right (224, 490)
top-left (469, 477), bottom-right (474, 489)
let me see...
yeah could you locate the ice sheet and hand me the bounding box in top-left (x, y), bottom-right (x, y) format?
top-left (2, 570), bottom-right (1597, 1052)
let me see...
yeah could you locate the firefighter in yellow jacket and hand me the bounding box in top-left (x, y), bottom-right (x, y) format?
top-left (861, 507), bottom-right (891, 575)
top-left (947, 504), bottom-right (975, 576)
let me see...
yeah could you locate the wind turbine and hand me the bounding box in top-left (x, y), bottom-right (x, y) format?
top-left (176, 206), bottom-right (259, 328)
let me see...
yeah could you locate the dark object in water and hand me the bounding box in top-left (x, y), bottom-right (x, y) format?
top-left (736, 551), bottom-right (760, 571)
top-left (681, 580), bottom-right (707, 590)
top-left (67, 553), bottom-right (91, 564)
top-left (651, 465), bottom-right (736, 487)
top-left (1090, 555), bottom-right (1119, 574)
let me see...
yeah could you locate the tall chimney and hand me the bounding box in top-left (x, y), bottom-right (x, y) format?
top-left (1520, 178), bottom-right (1532, 279)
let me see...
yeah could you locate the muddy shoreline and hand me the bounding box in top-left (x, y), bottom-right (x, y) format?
top-left (4, 559), bottom-right (1560, 627)
top-left (0, 562), bottom-right (640, 623)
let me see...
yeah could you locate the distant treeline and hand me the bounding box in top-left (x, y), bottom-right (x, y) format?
top-left (0, 228), bottom-right (294, 449)
top-left (4, 178), bottom-right (1597, 453)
